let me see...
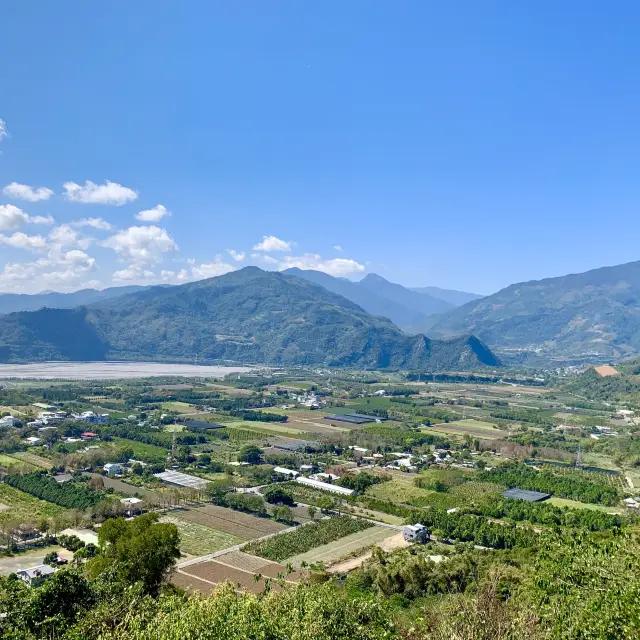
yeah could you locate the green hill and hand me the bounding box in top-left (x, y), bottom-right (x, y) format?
top-left (0, 267), bottom-right (499, 369)
top-left (420, 260), bottom-right (640, 364)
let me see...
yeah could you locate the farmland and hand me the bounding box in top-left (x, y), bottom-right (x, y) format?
top-left (159, 515), bottom-right (244, 556)
top-left (175, 553), bottom-right (301, 594)
top-left (244, 516), bottom-right (373, 562)
top-left (287, 525), bottom-right (397, 567)
top-left (172, 505), bottom-right (288, 539)
top-left (0, 484), bottom-right (65, 522)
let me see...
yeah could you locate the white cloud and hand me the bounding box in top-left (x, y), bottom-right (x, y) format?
top-left (0, 232), bottom-right (48, 252)
top-left (227, 249), bottom-right (246, 262)
top-left (0, 205), bottom-right (55, 230)
top-left (251, 253), bottom-right (279, 265)
top-left (0, 119), bottom-right (7, 143)
top-left (191, 256), bottom-right (236, 279)
top-left (0, 204), bottom-right (29, 230)
top-left (103, 225), bottom-right (178, 263)
top-left (252, 235), bottom-right (294, 252)
top-left (278, 253), bottom-right (365, 276)
top-left (2, 182), bottom-right (54, 202)
top-left (63, 180), bottom-right (138, 205)
top-left (112, 264), bottom-right (156, 282)
top-left (136, 204), bottom-right (171, 222)
top-left (71, 217), bottom-right (112, 231)
top-left (0, 249), bottom-right (96, 293)
top-left (29, 215), bottom-right (55, 226)
top-left (333, 245), bottom-right (343, 251)
top-left (160, 268), bottom-right (189, 282)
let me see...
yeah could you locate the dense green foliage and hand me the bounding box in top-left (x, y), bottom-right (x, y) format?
top-left (468, 497), bottom-right (624, 531)
top-left (5, 472), bottom-right (101, 509)
top-left (0, 267), bottom-right (498, 368)
top-left (423, 258), bottom-right (640, 363)
top-left (244, 516), bottom-right (373, 561)
top-left (478, 463), bottom-right (620, 505)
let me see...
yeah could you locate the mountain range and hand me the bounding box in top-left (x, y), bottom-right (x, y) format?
top-left (282, 268), bottom-right (479, 327)
top-left (0, 286), bottom-right (150, 315)
top-left (0, 267), bottom-right (499, 369)
top-left (422, 259), bottom-right (640, 363)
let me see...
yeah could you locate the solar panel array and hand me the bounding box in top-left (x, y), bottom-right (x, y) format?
top-left (154, 470), bottom-right (209, 490)
top-left (502, 488), bottom-right (551, 502)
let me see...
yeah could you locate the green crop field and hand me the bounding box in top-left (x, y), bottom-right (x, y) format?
top-left (547, 497), bottom-right (622, 514)
top-left (365, 480), bottom-right (435, 507)
top-left (10, 451), bottom-right (52, 469)
top-left (287, 526), bottom-right (395, 566)
top-left (161, 401), bottom-right (194, 413)
top-left (0, 484), bottom-right (65, 522)
top-left (111, 437), bottom-right (168, 460)
top-left (159, 515), bottom-right (245, 556)
top-left (0, 454), bottom-right (41, 471)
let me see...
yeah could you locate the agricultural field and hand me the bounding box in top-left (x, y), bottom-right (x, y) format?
top-left (547, 497), bottom-right (623, 514)
top-left (174, 505), bottom-right (288, 539)
top-left (425, 422), bottom-right (508, 440)
top-left (0, 484), bottom-right (65, 522)
top-left (10, 451), bottom-right (52, 469)
top-left (161, 401), bottom-right (194, 413)
top-left (365, 480), bottom-right (436, 507)
top-left (0, 454), bottom-right (41, 471)
top-left (244, 516), bottom-right (373, 562)
top-left (159, 515), bottom-right (244, 556)
top-left (111, 437), bottom-right (168, 461)
top-left (175, 554), bottom-right (301, 595)
top-left (287, 525), bottom-right (396, 567)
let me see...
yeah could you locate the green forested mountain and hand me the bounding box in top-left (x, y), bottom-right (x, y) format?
top-left (0, 267), bottom-right (499, 369)
top-left (0, 285), bottom-right (150, 315)
top-left (420, 260), bottom-right (640, 363)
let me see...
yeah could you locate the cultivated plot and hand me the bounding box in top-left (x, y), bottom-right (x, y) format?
top-left (287, 525), bottom-right (396, 567)
top-left (173, 505), bottom-right (288, 539)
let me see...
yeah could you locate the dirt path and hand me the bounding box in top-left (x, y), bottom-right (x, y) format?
top-left (328, 532), bottom-right (410, 573)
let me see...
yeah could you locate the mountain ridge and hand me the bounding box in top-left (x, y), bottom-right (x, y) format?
top-left (0, 267), bottom-right (499, 370)
top-left (421, 259), bottom-right (640, 363)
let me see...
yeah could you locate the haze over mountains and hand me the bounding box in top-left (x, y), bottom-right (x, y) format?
top-left (0, 267), bottom-right (498, 369)
top-left (423, 259), bottom-right (640, 364)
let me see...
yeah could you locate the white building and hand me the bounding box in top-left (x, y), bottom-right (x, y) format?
top-left (273, 466), bottom-right (300, 478)
top-left (0, 415), bottom-right (17, 427)
top-left (17, 564), bottom-right (55, 586)
top-left (403, 524), bottom-right (429, 543)
top-left (296, 476), bottom-right (354, 496)
top-left (104, 463), bottom-right (123, 475)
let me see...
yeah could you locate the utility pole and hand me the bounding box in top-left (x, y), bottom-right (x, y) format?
top-left (576, 445), bottom-right (582, 469)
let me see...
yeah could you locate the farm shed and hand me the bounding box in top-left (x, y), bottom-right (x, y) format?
top-left (154, 470), bottom-right (209, 490)
top-left (296, 476), bottom-right (354, 496)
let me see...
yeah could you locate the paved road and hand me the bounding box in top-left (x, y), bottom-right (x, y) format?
top-left (0, 547), bottom-right (73, 576)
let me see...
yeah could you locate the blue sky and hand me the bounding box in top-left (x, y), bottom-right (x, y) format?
top-left (1, 1), bottom-right (639, 295)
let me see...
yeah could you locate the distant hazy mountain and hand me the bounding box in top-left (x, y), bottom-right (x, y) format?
top-left (282, 269), bottom-right (453, 328)
top-left (357, 274), bottom-right (453, 316)
top-left (421, 260), bottom-right (640, 362)
top-left (0, 267), bottom-right (499, 369)
top-left (282, 268), bottom-right (430, 327)
top-left (410, 286), bottom-right (484, 307)
top-left (0, 286), bottom-right (150, 315)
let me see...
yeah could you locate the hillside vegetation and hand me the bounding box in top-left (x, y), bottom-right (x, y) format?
top-left (0, 267), bottom-right (499, 369)
top-left (421, 259), bottom-right (640, 363)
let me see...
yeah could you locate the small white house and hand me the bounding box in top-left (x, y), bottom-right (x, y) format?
top-left (623, 497), bottom-right (639, 509)
top-left (104, 463), bottom-right (123, 475)
top-left (17, 564), bottom-right (55, 587)
top-left (25, 436), bottom-right (42, 446)
top-left (0, 415), bottom-right (17, 427)
top-left (403, 524), bottom-right (429, 543)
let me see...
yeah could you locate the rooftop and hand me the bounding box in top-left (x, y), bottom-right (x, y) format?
top-left (502, 488), bottom-right (551, 502)
top-left (154, 469), bottom-right (209, 490)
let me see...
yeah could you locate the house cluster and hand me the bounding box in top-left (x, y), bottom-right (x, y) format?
top-left (590, 425), bottom-right (619, 440)
top-left (26, 410), bottom-right (108, 430)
